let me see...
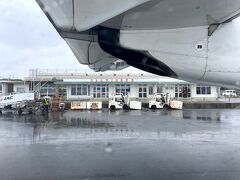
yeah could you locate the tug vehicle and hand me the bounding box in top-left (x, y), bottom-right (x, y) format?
top-left (109, 93), bottom-right (142, 110)
top-left (149, 93), bottom-right (183, 110)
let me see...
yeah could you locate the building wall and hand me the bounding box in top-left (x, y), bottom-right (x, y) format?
top-left (190, 85), bottom-right (218, 101)
top-left (13, 84), bottom-right (29, 93)
top-left (109, 84), bottom-right (116, 98)
top-left (64, 83), bottom-right (219, 102)
top-left (0, 82), bottom-right (30, 96)
top-left (3, 83), bottom-right (8, 95)
top-left (26, 71), bottom-right (220, 101)
top-left (0, 83), bottom-right (4, 95)
top-left (164, 85), bottom-right (175, 97)
top-left (130, 85), bottom-right (138, 98)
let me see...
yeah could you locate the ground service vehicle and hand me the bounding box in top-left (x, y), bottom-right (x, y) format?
top-left (0, 92), bottom-right (37, 115)
top-left (109, 93), bottom-right (142, 110)
top-left (222, 90), bottom-right (238, 97)
top-left (149, 93), bottom-right (183, 110)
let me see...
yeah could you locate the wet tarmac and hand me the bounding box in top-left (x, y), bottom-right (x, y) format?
top-left (0, 109), bottom-right (240, 180)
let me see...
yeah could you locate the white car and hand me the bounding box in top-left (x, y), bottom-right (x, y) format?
top-left (222, 90), bottom-right (237, 97)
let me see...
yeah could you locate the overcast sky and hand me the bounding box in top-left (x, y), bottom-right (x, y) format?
top-left (0, 0), bottom-right (93, 78)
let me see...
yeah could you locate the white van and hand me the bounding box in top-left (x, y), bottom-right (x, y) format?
top-left (222, 90), bottom-right (237, 97)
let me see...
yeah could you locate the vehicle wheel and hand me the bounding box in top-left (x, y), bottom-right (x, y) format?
top-left (163, 104), bottom-right (170, 110)
top-left (150, 105), bottom-right (157, 109)
top-left (123, 104), bottom-right (130, 110)
top-left (18, 109), bottom-right (23, 115)
top-left (110, 105), bottom-right (116, 110)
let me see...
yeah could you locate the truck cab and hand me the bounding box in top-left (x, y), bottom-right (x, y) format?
top-left (109, 93), bottom-right (125, 110)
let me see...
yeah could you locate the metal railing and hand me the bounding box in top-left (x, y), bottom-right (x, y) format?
top-left (28, 68), bottom-right (153, 79)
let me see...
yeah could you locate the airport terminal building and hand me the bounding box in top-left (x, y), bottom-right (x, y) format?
top-left (0, 79), bottom-right (30, 96)
top-left (24, 69), bottom-right (220, 102)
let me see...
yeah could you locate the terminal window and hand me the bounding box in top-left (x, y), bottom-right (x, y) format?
top-left (59, 86), bottom-right (67, 97)
top-left (148, 86), bottom-right (154, 95)
top-left (115, 84), bottom-right (130, 96)
top-left (93, 84), bottom-right (109, 98)
top-left (156, 85), bottom-right (163, 93)
top-left (139, 84), bottom-right (147, 98)
top-left (40, 82), bottom-right (55, 95)
top-left (16, 87), bottom-right (25, 93)
top-left (175, 84), bottom-right (191, 98)
top-left (40, 86), bottom-right (55, 95)
top-left (196, 85), bottom-right (211, 95)
top-left (71, 85), bottom-right (89, 96)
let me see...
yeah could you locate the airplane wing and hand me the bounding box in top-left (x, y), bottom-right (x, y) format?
top-left (36, 0), bottom-right (240, 75)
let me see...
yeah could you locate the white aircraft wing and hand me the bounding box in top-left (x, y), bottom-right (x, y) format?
top-left (36, 0), bottom-right (151, 72)
top-left (37, 0), bottom-right (240, 31)
top-left (36, 0), bottom-right (240, 81)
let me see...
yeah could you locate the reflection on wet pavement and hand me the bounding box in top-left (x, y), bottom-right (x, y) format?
top-left (0, 109), bottom-right (236, 145)
top-left (0, 109), bottom-right (240, 180)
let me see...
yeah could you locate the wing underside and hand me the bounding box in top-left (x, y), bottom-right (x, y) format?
top-left (36, 0), bottom-right (240, 72)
